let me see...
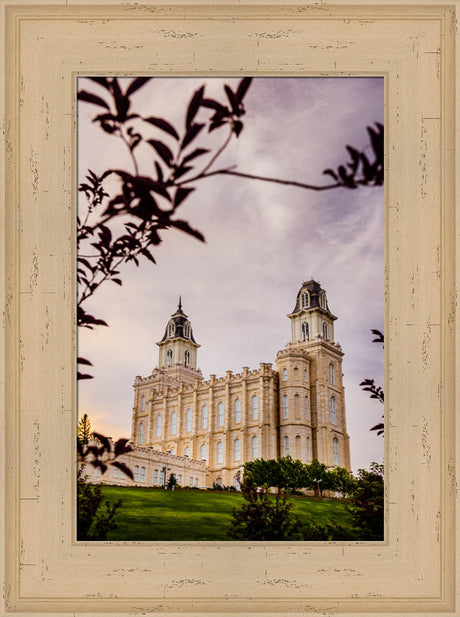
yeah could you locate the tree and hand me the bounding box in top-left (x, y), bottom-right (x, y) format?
top-left (329, 466), bottom-right (357, 498)
top-left (77, 413), bottom-right (93, 446)
top-left (167, 473), bottom-right (177, 490)
top-left (345, 462), bottom-right (384, 540)
top-left (227, 475), bottom-right (303, 540)
top-left (277, 456), bottom-right (308, 493)
top-left (304, 458), bottom-right (334, 498)
top-left (77, 77), bottom-right (384, 377)
top-left (77, 470), bottom-right (123, 540)
top-left (360, 329), bottom-right (384, 435)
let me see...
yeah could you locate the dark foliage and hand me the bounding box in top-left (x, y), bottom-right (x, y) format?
top-left (360, 329), bottom-right (384, 435)
top-left (77, 428), bottom-right (134, 480)
top-left (227, 476), bottom-right (304, 540)
top-left (77, 471), bottom-right (123, 540)
top-left (345, 463), bottom-right (384, 540)
top-left (243, 456), bottom-right (354, 498)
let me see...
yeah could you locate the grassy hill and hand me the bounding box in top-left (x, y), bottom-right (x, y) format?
top-left (95, 485), bottom-right (354, 541)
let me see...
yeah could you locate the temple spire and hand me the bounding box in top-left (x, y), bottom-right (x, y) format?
top-left (178, 296), bottom-right (182, 312)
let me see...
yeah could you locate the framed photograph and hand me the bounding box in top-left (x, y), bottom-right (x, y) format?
top-left (1, 1), bottom-right (457, 615)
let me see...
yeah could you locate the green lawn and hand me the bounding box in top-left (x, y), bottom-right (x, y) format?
top-left (97, 486), bottom-right (353, 541)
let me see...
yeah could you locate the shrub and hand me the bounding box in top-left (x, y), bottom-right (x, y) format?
top-left (227, 476), bottom-right (303, 540)
top-left (77, 472), bottom-right (123, 540)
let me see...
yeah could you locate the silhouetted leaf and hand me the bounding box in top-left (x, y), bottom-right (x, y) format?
top-left (224, 85), bottom-right (239, 114)
top-left (181, 148), bottom-right (209, 164)
top-left (233, 120), bottom-right (243, 137)
top-left (186, 85), bottom-right (204, 127)
top-left (87, 77), bottom-right (111, 90)
top-left (182, 123), bottom-right (204, 149)
top-left (77, 357), bottom-right (93, 366)
top-left (170, 219), bottom-right (205, 241)
top-left (77, 372), bottom-right (94, 380)
top-left (155, 161), bottom-right (164, 182)
top-left (147, 139), bottom-right (174, 166)
top-left (235, 77), bottom-right (252, 103)
top-left (200, 98), bottom-right (229, 114)
top-left (93, 432), bottom-right (112, 453)
top-left (323, 169), bottom-right (338, 180)
top-left (111, 461), bottom-right (134, 480)
top-left (144, 116), bottom-right (179, 140)
top-left (174, 187), bottom-right (195, 208)
top-left (91, 460), bottom-right (108, 474)
top-left (126, 77), bottom-right (152, 96)
top-left (78, 90), bottom-right (110, 110)
top-left (172, 166), bottom-right (193, 180)
top-left (114, 438), bottom-right (132, 456)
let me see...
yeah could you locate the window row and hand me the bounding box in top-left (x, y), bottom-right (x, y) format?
top-left (189, 437), bottom-right (260, 463)
top-left (138, 396), bottom-right (261, 442)
top-left (166, 349), bottom-right (191, 368)
top-left (167, 323), bottom-right (191, 339)
top-left (282, 367), bottom-right (309, 381)
top-left (280, 435), bottom-right (338, 465)
top-left (99, 464), bottom-right (203, 489)
top-left (281, 394), bottom-right (310, 420)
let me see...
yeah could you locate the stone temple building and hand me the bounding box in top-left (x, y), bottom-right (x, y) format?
top-left (126, 280), bottom-right (351, 488)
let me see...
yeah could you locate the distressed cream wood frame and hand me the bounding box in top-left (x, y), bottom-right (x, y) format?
top-left (0, 1), bottom-right (457, 615)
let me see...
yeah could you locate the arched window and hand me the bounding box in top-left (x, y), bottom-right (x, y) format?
top-left (234, 439), bottom-right (241, 461)
top-left (134, 465), bottom-right (139, 482)
top-left (140, 395), bottom-right (145, 411)
top-left (217, 402), bottom-right (224, 426)
top-left (170, 411), bottom-right (177, 435)
top-left (168, 322), bottom-right (175, 337)
top-left (302, 321), bottom-right (309, 341)
top-left (184, 324), bottom-right (190, 338)
top-left (306, 435), bottom-right (311, 461)
top-left (140, 467), bottom-right (146, 482)
top-left (283, 395), bottom-right (289, 419)
top-left (184, 446), bottom-right (190, 457)
top-left (155, 415), bottom-right (162, 438)
top-left (251, 435), bottom-right (258, 459)
top-left (322, 322), bottom-right (328, 340)
top-left (185, 408), bottom-right (192, 432)
top-left (184, 350), bottom-right (190, 367)
top-left (305, 396), bottom-right (309, 420)
top-left (301, 291), bottom-right (309, 308)
top-left (294, 393), bottom-right (300, 417)
top-left (234, 399), bottom-right (241, 423)
top-left (201, 405), bottom-right (208, 429)
top-left (329, 363), bottom-right (334, 384)
top-left (216, 441), bottom-right (223, 464)
top-left (295, 434), bottom-right (301, 457)
top-left (251, 395), bottom-right (259, 420)
top-left (330, 396), bottom-right (337, 424)
top-left (200, 444), bottom-right (207, 460)
top-left (304, 369), bottom-right (308, 381)
top-left (283, 368), bottom-right (288, 381)
top-left (332, 437), bottom-right (339, 465)
top-left (284, 435), bottom-right (289, 456)
top-left (138, 422), bottom-right (144, 445)
top-left (319, 291), bottom-right (326, 309)
top-left (166, 348), bottom-right (173, 366)
top-left (153, 469), bottom-right (159, 484)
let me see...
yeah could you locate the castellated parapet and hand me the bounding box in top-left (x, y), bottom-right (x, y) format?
top-left (124, 283), bottom-right (351, 489)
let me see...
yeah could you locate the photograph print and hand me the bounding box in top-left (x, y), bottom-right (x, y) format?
top-left (77, 76), bottom-right (384, 542)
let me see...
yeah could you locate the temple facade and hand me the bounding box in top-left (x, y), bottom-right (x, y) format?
top-left (129, 281), bottom-right (351, 488)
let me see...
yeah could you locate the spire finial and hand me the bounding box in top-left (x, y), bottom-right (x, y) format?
top-left (178, 296), bottom-right (182, 312)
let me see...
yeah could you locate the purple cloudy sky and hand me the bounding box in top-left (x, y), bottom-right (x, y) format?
top-left (78, 77), bottom-right (384, 473)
